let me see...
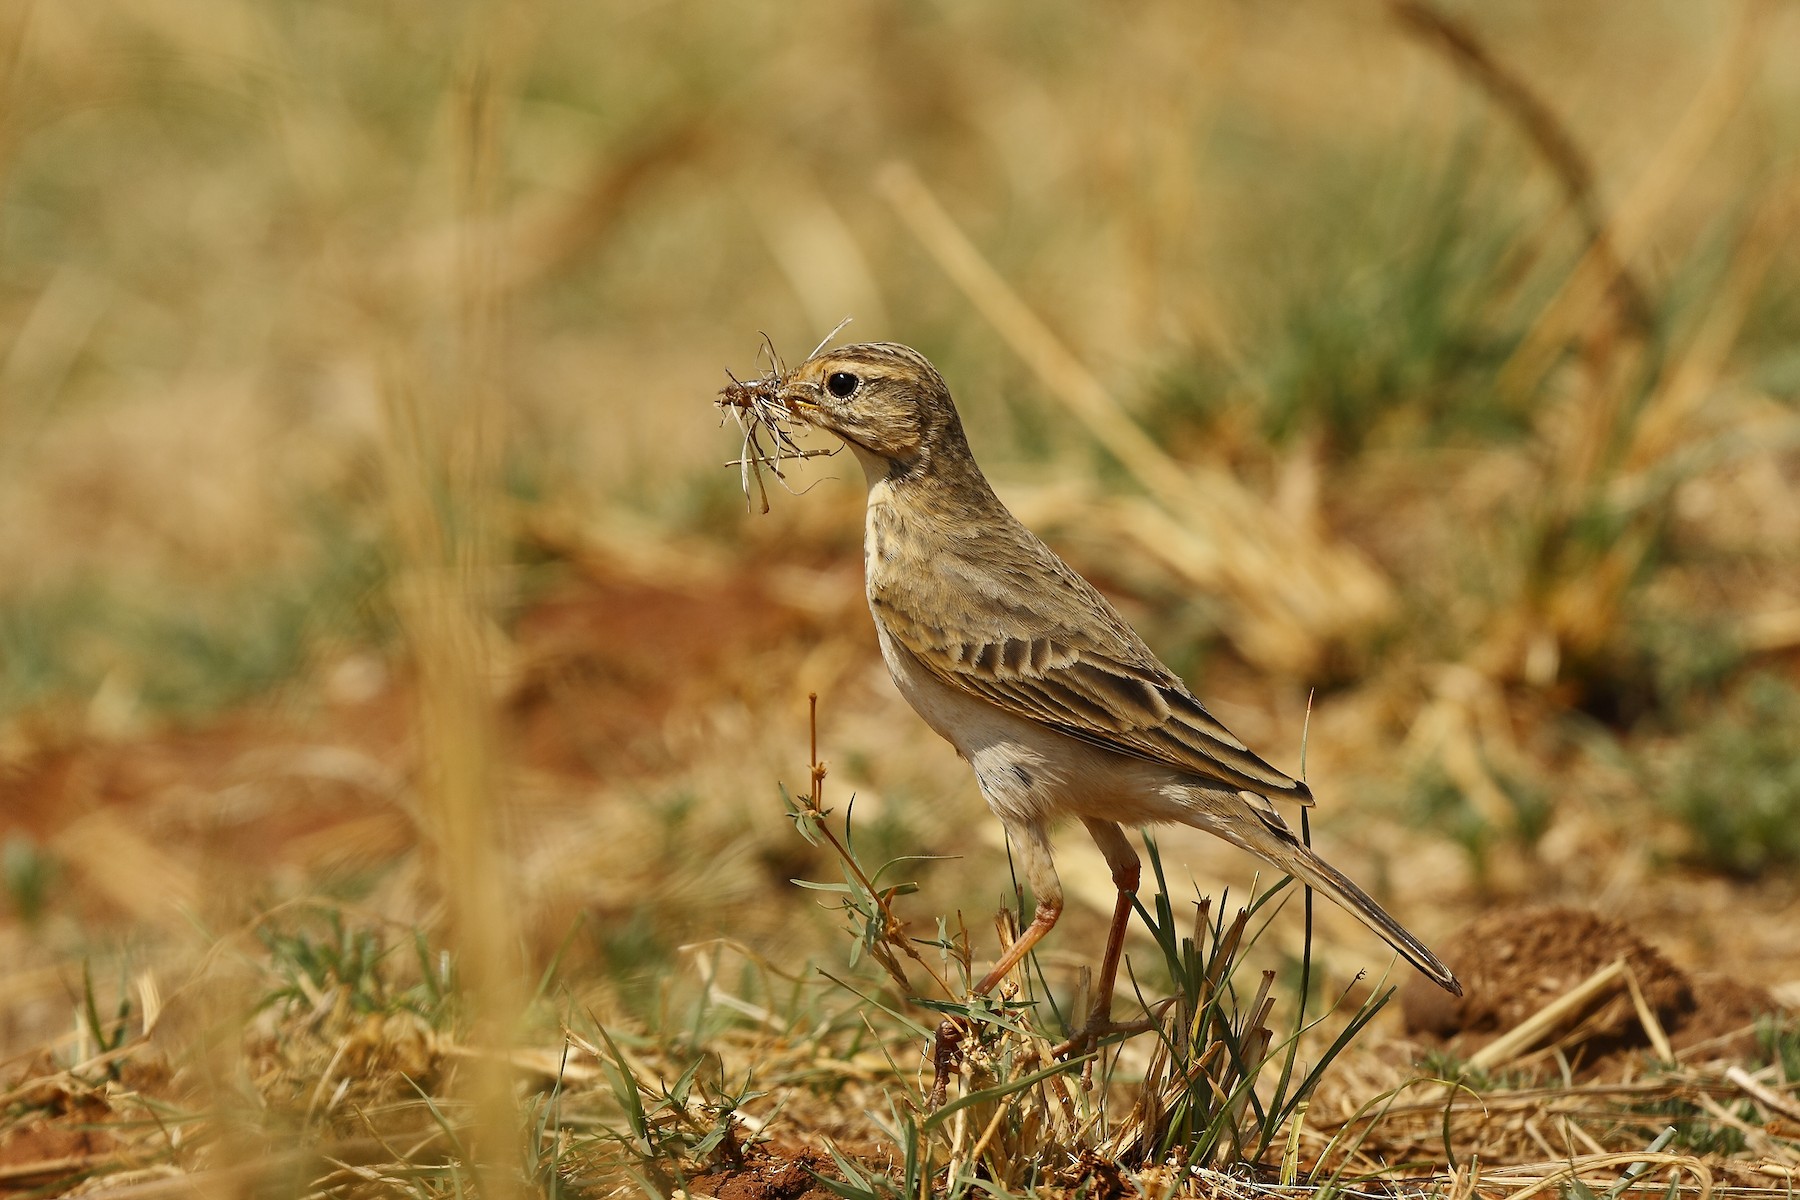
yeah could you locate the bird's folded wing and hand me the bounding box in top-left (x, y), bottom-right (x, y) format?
top-left (878, 581), bottom-right (1313, 804)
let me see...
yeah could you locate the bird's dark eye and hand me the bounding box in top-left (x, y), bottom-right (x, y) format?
top-left (826, 371), bottom-right (859, 399)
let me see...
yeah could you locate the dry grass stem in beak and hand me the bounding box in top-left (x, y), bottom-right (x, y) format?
top-left (715, 339), bottom-right (837, 513)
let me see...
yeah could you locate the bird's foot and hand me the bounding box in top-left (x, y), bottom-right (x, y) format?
top-left (1050, 1016), bottom-right (1160, 1061)
top-left (1052, 998), bottom-right (1177, 1086)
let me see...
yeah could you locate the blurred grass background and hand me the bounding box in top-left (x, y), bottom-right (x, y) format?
top-left (2, 0), bottom-right (1799, 1156)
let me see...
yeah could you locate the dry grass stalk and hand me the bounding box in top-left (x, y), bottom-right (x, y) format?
top-left (1468, 957), bottom-right (1627, 1070)
top-left (1494, 1151), bottom-right (1714, 1200)
top-left (1312, 1034), bottom-right (1800, 1185)
top-left (1497, 1), bottom-right (1766, 404)
top-left (1617, 181), bottom-right (1800, 483)
top-left (1624, 962), bottom-right (1676, 1064)
top-left (1489, 176), bottom-right (1795, 687)
top-left (366, 56), bottom-right (528, 1198)
top-left (1327, 1078), bottom-right (1748, 1127)
top-left (875, 159), bottom-right (1396, 677)
top-left (1725, 1065), bottom-right (1800, 1125)
top-left (1388, 0), bottom-right (1653, 332)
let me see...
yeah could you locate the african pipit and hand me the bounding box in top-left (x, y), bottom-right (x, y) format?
top-left (725, 341), bottom-right (1461, 1054)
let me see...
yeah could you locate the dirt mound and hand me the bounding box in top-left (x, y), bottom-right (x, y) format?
top-left (1401, 906), bottom-right (1779, 1071)
top-left (686, 1147), bottom-right (842, 1200)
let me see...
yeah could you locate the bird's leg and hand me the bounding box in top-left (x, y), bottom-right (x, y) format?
top-left (931, 822), bottom-right (1062, 1107)
top-left (1089, 879), bottom-right (1137, 1028)
top-left (971, 820), bottom-right (1064, 996)
top-left (971, 893), bottom-right (1063, 996)
top-left (1053, 821), bottom-right (1163, 1065)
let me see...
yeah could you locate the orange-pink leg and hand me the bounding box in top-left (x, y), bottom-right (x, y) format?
top-left (1053, 820), bottom-right (1162, 1061)
top-left (972, 895), bottom-right (1065, 995)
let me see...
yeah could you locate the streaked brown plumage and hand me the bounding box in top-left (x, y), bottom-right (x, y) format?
top-left (741, 340), bottom-right (1460, 1051)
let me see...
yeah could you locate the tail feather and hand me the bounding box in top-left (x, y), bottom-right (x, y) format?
top-left (1218, 815), bottom-right (1463, 996)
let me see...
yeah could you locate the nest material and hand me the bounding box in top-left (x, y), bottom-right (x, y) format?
top-left (716, 339), bottom-right (837, 512)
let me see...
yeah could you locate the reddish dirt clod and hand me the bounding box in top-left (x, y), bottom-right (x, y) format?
top-left (1401, 906), bottom-right (1781, 1073)
top-left (686, 1146), bottom-right (841, 1200)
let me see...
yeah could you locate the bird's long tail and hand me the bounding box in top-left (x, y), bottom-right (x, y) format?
top-left (1218, 814), bottom-right (1463, 996)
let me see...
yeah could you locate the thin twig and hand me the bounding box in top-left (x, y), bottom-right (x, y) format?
top-left (795, 693), bottom-right (955, 999)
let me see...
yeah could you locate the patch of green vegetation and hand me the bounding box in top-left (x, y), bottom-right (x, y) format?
top-left (259, 909), bottom-right (455, 1025)
top-left (587, 1016), bottom-right (764, 1197)
top-left (1149, 142), bottom-right (1550, 456)
top-left (765, 748), bottom-right (1397, 1193)
top-left (2, 834), bottom-right (58, 928)
top-left (593, 905), bottom-right (679, 1004)
top-left (0, 511), bottom-right (389, 725)
top-left (1621, 611), bottom-right (1746, 723)
top-left (1630, 1097), bottom-right (1753, 1158)
top-left (1755, 1013), bottom-right (1800, 1080)
top-left (1134, 837), bottom-right (1397, 1176)
top-left (1406, 760), bottom-right (1551, 884)
top-left (1414, 1047), bottom-right (1535, 1094)
top-left (1664, 674), bottom-right (1800, 878)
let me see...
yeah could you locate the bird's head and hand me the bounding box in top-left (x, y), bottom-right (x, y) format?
top-left (775, 342), bottom-right (967, 483)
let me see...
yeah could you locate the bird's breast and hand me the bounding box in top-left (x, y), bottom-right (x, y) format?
top-left (862, 490), bottom-right (924, 606)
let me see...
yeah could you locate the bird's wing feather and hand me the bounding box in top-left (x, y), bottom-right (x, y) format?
top-left (874, 529), bottom-right (1313, 803)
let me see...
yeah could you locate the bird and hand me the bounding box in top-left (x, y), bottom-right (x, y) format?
top-left (734, 340), bottom-right (1461, 1054)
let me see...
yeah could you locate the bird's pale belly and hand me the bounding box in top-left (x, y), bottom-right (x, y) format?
top-left (872, 620), bottom-right (1190, 832)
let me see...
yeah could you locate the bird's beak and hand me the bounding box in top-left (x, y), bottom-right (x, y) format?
top-left (778, 387), bottom-right (822, 424)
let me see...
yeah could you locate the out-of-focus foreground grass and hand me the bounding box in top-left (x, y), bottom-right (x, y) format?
top-left (2, 0), bottom-right (1799, 1193)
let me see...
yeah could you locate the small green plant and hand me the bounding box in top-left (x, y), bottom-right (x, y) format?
top-left (1632, 1096), bottom-right (1752, 1158)
top-left (1755, 1012), bottom-right (1800, 1080)
top-left (583, 1018), bottom-right (762, 1195)
top-left (75, 961), bottom-right (134, 1080)
top-left (782, 695), bottom-right (959, 1004)
top-left (258, 908), bottom-right (454, 1024)
top-left (1665, 674), bottom-right (1800, 877)
top-left (1102, 833), bottom-right (1394, 1176)
top-left (2, 833), bottom-right (58, 926)
top-left (1415, 1046), bottom-right (1537, 1094)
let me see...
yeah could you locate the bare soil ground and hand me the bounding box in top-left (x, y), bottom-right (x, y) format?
top-left (3, 557), bottom-right (1798, 1196)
